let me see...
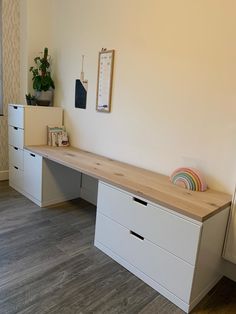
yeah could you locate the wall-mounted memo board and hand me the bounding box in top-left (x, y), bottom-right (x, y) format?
top-left (96, 49), bottom-right (115, 112)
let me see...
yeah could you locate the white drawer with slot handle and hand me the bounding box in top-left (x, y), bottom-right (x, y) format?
top-left (95, 212), bottom-right (194, 303)
top-left (9, 165), bottom-right (24, 191)
top-left (97, 182), bottom-right (201, 265)
top-left (8, 105), bottom-right (24, 129)
top-left (8, 126), bottom-right (24, 149)
top-left (23, 150), bottom-right (42, 201)
top-left (9, 145), bottom-right (24, 170)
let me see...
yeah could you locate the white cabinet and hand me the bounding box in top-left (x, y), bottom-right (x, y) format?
top-left (9, 165), bottom-right (24, 191)
top-left (9, 146), bottom-right (24, 170)
top-left (95, 182), bottom-right (230, 313)
top-left (97, 182), bottom-right (201, 265)
top-left (23, 149), bottom-right (81, 207)
top-left (9, 126), bottom-right (24, 149)
top-left (8, 104), bottom-right (81, 206)
top-left (96, 212), bottom-right (194, 302)
top-left (8, 105), bottom-right (24, 128)
top-left (8, 104), bottom-right (81, 207)
top-left (8, 104), bottom-right (63, 194)
top-left (8, 105), bottom-right (26, 192)
top-left (24, 150), bottom-right (43, 201)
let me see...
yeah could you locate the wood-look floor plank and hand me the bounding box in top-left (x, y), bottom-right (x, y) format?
top-left (0, 181), bottom-right (235, 314)
top-left (0, 250), bottom-right (110, 314)
top-left (139, 294), bottom-right (185, 314)
top-left (84, 276), bottom-right (158, 314)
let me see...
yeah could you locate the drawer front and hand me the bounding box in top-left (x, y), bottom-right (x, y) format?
top-left (95, 213), bottom-right (194, 303)
top-left (97, 182), bottom-right (201, 265)
top-left (9, 126), bottom-right (24, 149)
top-left (24, 150), bottom-right (42, 201)
top-left (9, 146), bottom-right (24, 170)
top-left (9, 165), bottom-right (24, 190)
top-left (8, 105), bottom-right (24, 129)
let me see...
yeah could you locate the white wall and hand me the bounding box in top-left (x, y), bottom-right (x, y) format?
top-left (50, 0), bottom-right (236, 194)
top-left (21, 0), bottom-right (236, 279)
top-left (20, 0), bottom-right (53, 102)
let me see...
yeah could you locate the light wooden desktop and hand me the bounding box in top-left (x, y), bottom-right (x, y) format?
top-left (25, 145), bottom-right (231, 222)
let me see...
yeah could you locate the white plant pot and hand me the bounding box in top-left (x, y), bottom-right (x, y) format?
top-left (35, 90), bottom-right (54, 106)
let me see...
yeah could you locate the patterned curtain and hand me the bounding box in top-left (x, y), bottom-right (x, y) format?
top-left (0, 0), bottom-right (2, 115)
top-left (0, 0), bottom-right (3, 115)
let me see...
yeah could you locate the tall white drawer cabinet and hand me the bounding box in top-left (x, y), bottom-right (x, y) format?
top-left (94, 181), bottom-right (230, 313)
top-left (8, 104), bottom-right (63, 194)
top-left (8, 104), bottom-right (80, 206)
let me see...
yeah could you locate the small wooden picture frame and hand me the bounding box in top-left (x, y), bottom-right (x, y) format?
top-left (96, 49), bottom-right (115, 112)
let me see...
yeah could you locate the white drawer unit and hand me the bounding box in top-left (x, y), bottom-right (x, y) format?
top-left (8, 104), bottom-right (24, 128)
top-left (8, 104), bottom-right (63, 198)
top-left (8, 126), bottom-right (24, 149)
top-left (97, 182), bottom-right (201, 265)
top-left (8, 104), bottom-right (82, 208)
top-left (9, 146), bottom-right (24, 170)
top-left (95, 181), bottom-right (230, 313)
top-left (23, 150), bottom-right (81, 207)
top-left (96, 212), bottom-right (194, 302)
top-left (9, 165), bottom-right (24, 192)
top-left (24, 150), bottom-right (43, 201)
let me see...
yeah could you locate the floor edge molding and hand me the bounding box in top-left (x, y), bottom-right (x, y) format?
top-left (0, 170), bottom-right (9, 181)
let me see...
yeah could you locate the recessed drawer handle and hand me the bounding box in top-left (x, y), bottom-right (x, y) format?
top-left (13, 127), bottom-right (18, 130)
top-left (14, 166), bottom-right (18, 170)
top-left (133, 197), bottom-right (147, 206)
top-left (30, 153), bottom-right (35, 157)
top-left (130, 230), bottom-right (144, 241)
top-left (14, 147), bottom-right (18, 151)
top-left (13, 106), bottom-right (18, 109)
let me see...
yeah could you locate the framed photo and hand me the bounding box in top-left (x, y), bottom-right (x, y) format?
top-left (96, 49), bottom-right (115, 112)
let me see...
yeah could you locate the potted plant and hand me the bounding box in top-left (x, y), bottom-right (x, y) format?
top-left (25, 93), bottom-right (37, 106)
top-left (29, 47), bottom-right (55, 106)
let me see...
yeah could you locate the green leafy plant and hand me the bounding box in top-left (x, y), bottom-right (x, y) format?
top-left (29, 48), bottom-right (55, 92)
top-left (25, 93), bottom-right (37, 105)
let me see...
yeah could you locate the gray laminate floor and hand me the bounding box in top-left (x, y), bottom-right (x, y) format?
top-left (0, 181), bottom-right (235, 314)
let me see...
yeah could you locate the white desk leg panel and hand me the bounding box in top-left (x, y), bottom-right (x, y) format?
top-left (42, 158), bottom-right (81, 207)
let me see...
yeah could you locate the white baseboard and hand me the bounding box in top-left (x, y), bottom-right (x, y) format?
top-left (223, 259), bottom-right (236, 282)
top-left (0, 170), bottom-right (9, 181)
top-left (188, 275), bottom-right (223, 311)
top-left (10, 182), bottom-right (81, 208)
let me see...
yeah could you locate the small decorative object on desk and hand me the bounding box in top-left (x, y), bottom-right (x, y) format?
top-left (47, 126), bottom-right (69, 147)
top-left (170, 167), bottom-right (207, 192)
top-left (58, 131), bottom-right (70, 147)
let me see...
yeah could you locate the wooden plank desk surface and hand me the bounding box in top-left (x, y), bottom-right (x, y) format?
top-left (25, 145), bottom-right (231, 222)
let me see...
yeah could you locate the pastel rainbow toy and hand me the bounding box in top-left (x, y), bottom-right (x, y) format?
top-left (170, 167), bottom-right (207, 192)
